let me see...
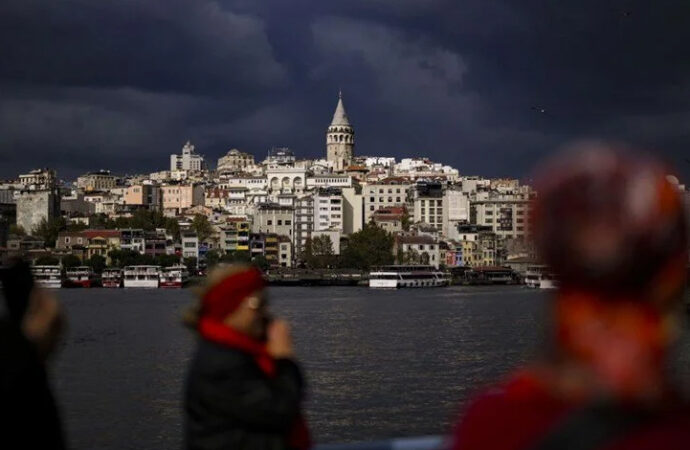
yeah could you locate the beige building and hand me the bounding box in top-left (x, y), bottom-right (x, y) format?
top-left (396, 235), bottom-right (440, 268)
top-left (363, 177), bottom-right (410, 223)
top-left (469, 189), bottom-right (532, 240)
top-left (16, 190), bottom-right (59, 234)
top-left (18, 169), bottom-right (56, 190)
top-left (251, 203), bottom-right (294, 240)
top-left (217, 149), bottom-right (255, 174)
top-left (77, 170), bottom-right (117, 192)
top-left (124, 183), bottom-right (161, 210)
top-left (161, 184), bottom-right (204, 213)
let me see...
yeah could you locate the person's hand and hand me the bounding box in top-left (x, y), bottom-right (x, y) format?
top-left (266, 319), bottom-right (295, 359)
top-left (21, 287), bottom-right (64, 360)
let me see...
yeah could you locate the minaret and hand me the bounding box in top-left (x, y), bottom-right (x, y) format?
top-left (326, 90), bottom-right (354, 172)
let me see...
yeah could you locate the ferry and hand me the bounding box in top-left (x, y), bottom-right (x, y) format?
top-left (101, 268), bottom-right (123, 288)
top-left (31, 265), bottom-right (63, 289)
top-left (524, 265), bottom-right (558, 289)
top-left (123, 265), bottom-right (161, 288)
top-left (369, 265), bottom-right (450, 288)
top-left (64, 266), bottom-right (97, 288)
top-left (159, 265), bottom-right (190, 288)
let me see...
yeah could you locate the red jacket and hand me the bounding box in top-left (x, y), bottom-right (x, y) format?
top-left (452, 370), bottom-right (690, 450)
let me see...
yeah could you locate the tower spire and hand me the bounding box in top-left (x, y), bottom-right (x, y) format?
top-left (330, 90), bottom-right (350, 126)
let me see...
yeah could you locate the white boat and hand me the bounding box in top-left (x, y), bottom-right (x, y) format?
top-left (102, 268), bottom-right (122, 288)
top-left (159, 265), bottom-right (190, 288)
top-left (123, 265), bottom-right (161, 288)
top-left (369, 265), bottom-right (450, 288)
top-left (65, 266), bottom-right (96, 288)
top-left (524, 265), bottom-right (558, 289)
top-left (31, 265), bottom-right (63, 289)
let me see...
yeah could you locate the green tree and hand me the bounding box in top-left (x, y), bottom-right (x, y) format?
top-left (204, 249), bottom-right (222, 268)
top-left (340, 223), bottom-right (394, 270)
top-left (221, 251), bottom-right (250, 264)
top-left (8, 224), bottom-right (26, 236)
top-left (401, 207), bottom-right (411, 232)
top-left (66, 221), bottom-right (88, 232)
top-left (87, 254), bottom-right (107, 273)
top-left (191, 215), bottom-right (213, 242)
top-left (252, 255), bottom-right (270, 272)
top-left (303, 235), bottom-right (335, 268)
top-left (33, 217), bottom-right (67, 248)
top-left (184, 257), bottom-right (198, 273)
top-left (62, 254), bottom-right (82, 268)
top-left (35, 255), bottom-right (59, 265)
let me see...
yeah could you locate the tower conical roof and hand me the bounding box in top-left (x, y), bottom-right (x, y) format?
top-left (330, 91), bottom-right (351, 127)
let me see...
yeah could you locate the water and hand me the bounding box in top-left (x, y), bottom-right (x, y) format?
top-left (48, 287), bottom-right (688, 449)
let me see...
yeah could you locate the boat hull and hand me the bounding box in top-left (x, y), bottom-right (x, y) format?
top-left (35, 280), bottom-right (62, 289)
top-left (123, 280), bottom-right (159, 288)
top-left (102, 280), bottom-right (122, 288)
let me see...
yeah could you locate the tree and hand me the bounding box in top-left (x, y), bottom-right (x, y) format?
top-left (8, 224), bottom-right (26, 236)
top-left (303, 235), bottom-right (335, 269)
top-left (340, 223), bottom-right (394, 270)
top-left (191, 214), bottom-right (213, 243)
top-left (62, 254), bottom-right (82, 268)
top-left (87, 254), bottom-right (106, 273)
top-left (35, 255), bottom-right (59, 266)
top-left (222, 251), bottom-right (250, 264)
top-left (252, 255), bottom-right (270, 272)
top-left (204, 249), bottom-right (222, 268)
top-left (184, 257), bottom-right (198, 274)
top-left (401, 207), bottom-right (411, 232)
top-left (33, 217), bottom-right (67, 248)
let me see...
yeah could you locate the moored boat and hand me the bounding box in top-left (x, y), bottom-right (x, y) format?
top-left (369, 265), bottom-right (450, 288)
top-left (159, 265), bottom-right (190, 288)
top-left (102, 268), bottom-right (123, 288)
top-left (31, 265), bottom-right (63, 289)
top-left (123, 265), bottom-right (161, 288)
top-left (65, 266), bottom-right (97, 288)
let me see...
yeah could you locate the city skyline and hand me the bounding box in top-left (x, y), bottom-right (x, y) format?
top-left (2, 1), bottom-right (689, 180)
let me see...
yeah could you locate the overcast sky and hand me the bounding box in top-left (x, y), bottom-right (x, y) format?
top-left (1, 0), bottom-right (689, 181)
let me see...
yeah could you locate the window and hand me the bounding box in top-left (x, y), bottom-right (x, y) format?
top-left (396, 197), bottom-right (401, 202)
top-left (388, 189), bottom-right (392, 194)
top-left (370, 206), bottom-right (375, 211)
top-left (396, 189), bottom-right (400, 193)
top-left (419, 245), bottom-right (423, 250)
top-left (437, 200), bottom-right (442, 206)
top-left (267, 220), bottom-right (273, 225)
top-left (277, 220), bottom-right (283, 225)
top-left (285, 220), bottom-right (291, 225)
top-left (370, 197), bottom-right (375, 202)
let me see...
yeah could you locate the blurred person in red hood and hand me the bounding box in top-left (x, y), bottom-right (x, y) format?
top-left (184, 265), bottom-right (310, 450)
top-left (452, 144), bottom-right (690, 450)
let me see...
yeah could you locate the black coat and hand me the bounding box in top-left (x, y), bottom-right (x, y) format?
top-left (184, 338), bottom-right (305, 450)
top-left (0, 317), bottom-right (65, 450)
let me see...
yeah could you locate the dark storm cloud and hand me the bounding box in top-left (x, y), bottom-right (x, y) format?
top-left (1, 0), bottom-right (689, 180)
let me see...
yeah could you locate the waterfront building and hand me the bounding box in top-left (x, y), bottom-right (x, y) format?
top-left (279, 236), bottom-right (292, 268)
top-left (77, 170), bottom-right (117, 192)
top-left (120, 229), bottom-right (145, 254)
top-left (220, 218), bottom-right (250, 253)
top-left (170, 141), bottom-right (207, 173)
top-left (341, 186), bottom-right (364, 235)
top-left (326, 91), bottom-right (355, 172)
top-left (294, 195), bottom-right (314, 257)
top-left (217, 149), bottom-right (255, 174)
top-left (181, 232), bottom-right (199, 259)
top-left (395, 235), bottom-right (440, 268)
top-left (372, 206), bottom-right (405, 233)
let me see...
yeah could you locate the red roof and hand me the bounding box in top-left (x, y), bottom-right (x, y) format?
top-left (82, 230), bottom-right (121, 239)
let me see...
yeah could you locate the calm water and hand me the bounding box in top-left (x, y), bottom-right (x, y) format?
top-left (49, 287), bottom-right (690, 449)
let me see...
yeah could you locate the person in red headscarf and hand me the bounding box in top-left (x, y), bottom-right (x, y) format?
top-left (183, 265), bottom-right (310, 450)
top-left (452, 143), bottom-right (690, 450)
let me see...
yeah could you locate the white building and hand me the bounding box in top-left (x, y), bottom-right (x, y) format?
top-left (77, 170), bottom-right (117, 192)
top-left (251, 203), bottom-right (294, 240)
top-left (170, 141), bottom-right (207, 173)
top-left (469, 189), bottom-right (532, 240)
top-left (313, 188), bottom-right (343, 232)
top-left (217, 149), bottom-right (255, 174)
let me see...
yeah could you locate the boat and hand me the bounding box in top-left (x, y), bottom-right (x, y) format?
top-left (31, 265), bottom-right (63, 289)
top-left (65, 266), bottom-right (97, 288)
top-left (369, 265), bottom-right (450, 288)
top-left (102, 268), bottom-right (123, 288)
top-left (524, 265), bottom-right (558, 289)
top-left (122, 265), bottom-right (161, 288)
top-left (159, 265), bottom-right (190, 288)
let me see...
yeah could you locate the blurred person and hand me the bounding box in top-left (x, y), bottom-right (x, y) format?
top-left (184, 265), bottom-right (310, 450)
top-left (453, 144), bottom-right (690, 449)
top-left (0, 258), bottom-right (66, 449)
